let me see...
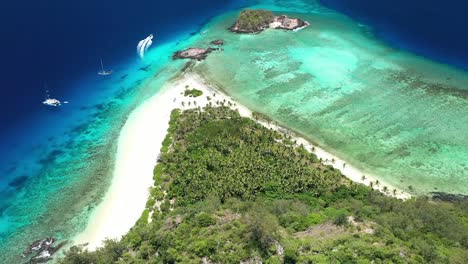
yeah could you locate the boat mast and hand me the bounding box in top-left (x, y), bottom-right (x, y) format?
top-left (100, 58), bottom-right (104, 71)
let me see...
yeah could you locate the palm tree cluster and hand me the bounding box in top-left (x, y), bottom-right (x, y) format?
top-left (161, 106), bottom-right (348, 205)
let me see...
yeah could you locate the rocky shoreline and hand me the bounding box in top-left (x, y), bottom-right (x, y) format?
top-left (173, 39), bottom-right (225, 61)
top-left (21, 237), bottom-right (66, 263)
top-left (270, 15), bottom-right (310, 31)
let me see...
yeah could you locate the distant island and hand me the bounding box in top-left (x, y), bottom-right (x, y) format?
top-left (230, 9), bottom-right (310, 34)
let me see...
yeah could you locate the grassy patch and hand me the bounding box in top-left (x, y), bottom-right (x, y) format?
top-left (184, 88), bottom-right (203, 97)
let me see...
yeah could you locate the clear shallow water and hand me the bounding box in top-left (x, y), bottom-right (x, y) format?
top-left (0, 6), bottom-right (232, 261)
top-left (192, 1), bottom-right (468, 195)
top-left (1, 0), bottom-right (468, 262)
top-left (0, 44), bottom-right (189, 261)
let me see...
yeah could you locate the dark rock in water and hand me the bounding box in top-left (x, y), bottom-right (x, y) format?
top-left (210, 39), bottom-right (224, 46)
top-left (173, 47), bottom-right (218, 61)
top-left (22, 237), bottom-right (55, 257)
top-left (8, 175), bottom-right (29, 189)
top-left (139, 64), bottom-right (151, 72)
top-left (22, 237), bottom-right (67, 263)
top-left (431, 192), bottom-right (468, 202)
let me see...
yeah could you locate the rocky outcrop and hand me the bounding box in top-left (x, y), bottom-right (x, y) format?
top-left (22, 237), bottom-right (66, 263)
top-left (174, 40), bottom-right (224, 61)
top-left (269, 15), bottom-right (310, 31)
top-left (431, 192), bottom-right (468, 202)
top-left (173, 48), bottom-right (218, 61)
top-left (210, 39), bottom-right (224, 46)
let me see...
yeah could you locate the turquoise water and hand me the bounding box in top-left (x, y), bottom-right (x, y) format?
top-left (0, 39), bottom-right (191, 262)
top-left (2, 0), bottom-right (468, 262)
top-left (193, 2), bottom-right (468, 195)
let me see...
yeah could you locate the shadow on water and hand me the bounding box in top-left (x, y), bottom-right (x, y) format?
top-left (8, 175), bottom-right (29, 189)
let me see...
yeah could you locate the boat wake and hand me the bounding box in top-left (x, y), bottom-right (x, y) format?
top-left (137, 34), bottom-right (153, 59)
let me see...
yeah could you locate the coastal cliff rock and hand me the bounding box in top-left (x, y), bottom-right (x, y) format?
top-left (269, 15), bottom-right (310, 31)
top-left (22, 237), bottom-right (66, 263)
top-left (230, 9), bottom-right (309, 34)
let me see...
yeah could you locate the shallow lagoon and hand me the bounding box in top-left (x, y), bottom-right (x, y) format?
top-left (194, 4), bottom-right (468, 195)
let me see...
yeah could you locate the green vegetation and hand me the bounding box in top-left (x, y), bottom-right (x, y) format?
top-left (184, 88), bottom-right (203, 98)
top-left (60, 107), bottom-right (468, 264)
top-left (234, 9), bottom-right (275, 32)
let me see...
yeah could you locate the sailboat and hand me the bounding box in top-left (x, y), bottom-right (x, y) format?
top-left (98, 58), bottom-right (112, 76)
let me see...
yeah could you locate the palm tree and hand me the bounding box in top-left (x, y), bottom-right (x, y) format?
top-left (383, 186), bottom-right (388, 193)
top-left (393, 189), bottom-right (397, 196)
top-left (375, 180), bottom-right (380, 186)
top-left (361, 175), bottom-right (367, 181)
top-left (369, 182), bottom-right (374, 188)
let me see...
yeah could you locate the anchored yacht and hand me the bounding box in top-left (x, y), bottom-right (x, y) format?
top-left (43, 98), bottom-right (61, 107)
top-left (42, 90), bottom-right (62, 107)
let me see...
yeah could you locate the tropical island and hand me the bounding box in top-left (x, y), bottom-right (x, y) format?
top-left (230, 9), bottom-right (310, 34)
top-left (3, 2), bottom-right (468, 264)
top-left (59, 79), bottom-right (468, 263)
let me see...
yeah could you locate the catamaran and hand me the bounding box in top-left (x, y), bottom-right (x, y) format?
top-left (98, 58), bottom-right (112, 76)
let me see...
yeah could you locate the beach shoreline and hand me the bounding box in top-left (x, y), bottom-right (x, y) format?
top-left (186, 73), bottom-right (411, 200)
top-left (73, 70), bottom-right (411, 251)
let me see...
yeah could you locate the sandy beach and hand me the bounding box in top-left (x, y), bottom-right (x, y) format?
top-left (74, 72), bottom-right (411, 250)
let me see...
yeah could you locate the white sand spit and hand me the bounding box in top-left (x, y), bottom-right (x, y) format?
top-left (74, 72), bottom-right (410, 250)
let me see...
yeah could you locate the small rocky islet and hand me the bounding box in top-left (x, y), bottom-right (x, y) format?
top-left (173, 9), bottom-right (309, 61)
top-left (173, 47), bottom-right (219, 61)
top-left (230, 9), bottom-right (310, 34)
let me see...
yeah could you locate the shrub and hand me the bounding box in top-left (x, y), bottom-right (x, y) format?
top-left (196, 212), bottom-right (216, 227)
top-left (236, 9), bottom-right (275, 31)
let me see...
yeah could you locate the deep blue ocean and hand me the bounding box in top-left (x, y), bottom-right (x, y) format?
top-left (1, 0), bottom-right (467, 127)
top-left (0, 0), bottom-right (238, 127)
top-left (319, 0), bottom-right (468, 71)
